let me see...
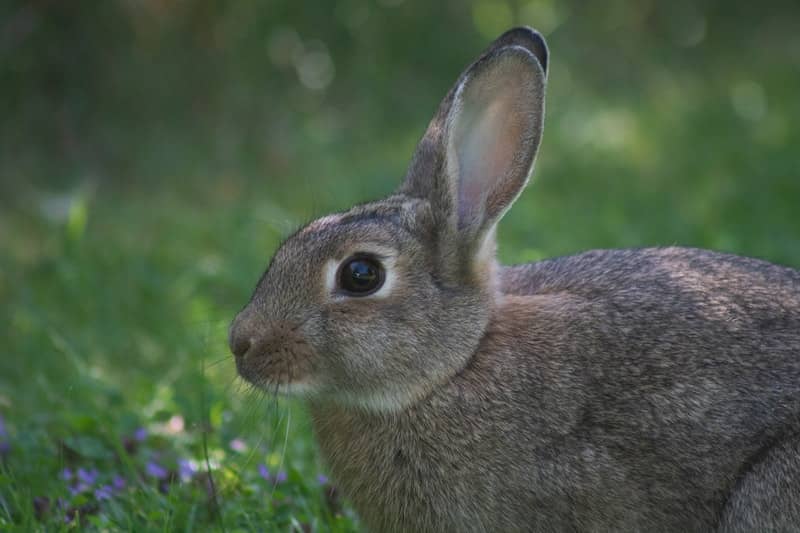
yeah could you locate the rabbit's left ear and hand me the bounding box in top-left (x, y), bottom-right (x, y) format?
top-left (401, 28), bottom-right (547, 264)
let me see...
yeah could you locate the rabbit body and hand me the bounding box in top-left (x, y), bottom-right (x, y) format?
top-left (311, 247), bottom-right (800, 532)
top-left (230, 27), bottom-right (800, 532)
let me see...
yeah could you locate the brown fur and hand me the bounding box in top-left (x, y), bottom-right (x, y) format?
top-left (311, 248), bottom-right (800, 531)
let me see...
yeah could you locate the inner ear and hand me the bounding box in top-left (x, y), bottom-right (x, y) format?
top-left (446, 47), bottom-right (545, 238)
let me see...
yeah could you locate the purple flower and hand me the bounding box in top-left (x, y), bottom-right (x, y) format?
top-left (145, 461), bottom-right (168, 479)
top-left (112, 475), bottom-right (126, 491)
top-left (317, 474), bottom-right (329, 485)
top-left (94, 485), bottom-right (113, 501)
top-left (77, 468), bottom-right (98, 485)
top-left (178, 459), bottom-right (196, 482)
top-left (61, 468), bottom-right (73, 482)
top-left (133, 427), bottom-right (148, 442)
top-left (68, 482), bottom-right (91, 496)
top-left (166, 415), bottom-right (184, 434)
top-left (275, 470), bottom-right (287, 483)
top-left (229, 438), bottom-right (247, 453)
top-left (257, 464), bottom-right (270, 481)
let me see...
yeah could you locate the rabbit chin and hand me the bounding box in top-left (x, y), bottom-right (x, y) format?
top-left (237, 364), bottom-right (317, 396)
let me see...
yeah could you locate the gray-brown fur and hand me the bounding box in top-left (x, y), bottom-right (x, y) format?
top-left (230, 27), bottom-right (800, 531)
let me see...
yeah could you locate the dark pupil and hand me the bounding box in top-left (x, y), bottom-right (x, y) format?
top-left (341, 258), bottom-right (381, 294)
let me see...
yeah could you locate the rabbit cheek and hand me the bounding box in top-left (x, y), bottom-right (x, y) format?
top-left (317, 304), bottom-right (391, 380)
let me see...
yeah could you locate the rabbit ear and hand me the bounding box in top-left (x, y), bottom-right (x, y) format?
top-left (401, 28), bottom-right (547, 267)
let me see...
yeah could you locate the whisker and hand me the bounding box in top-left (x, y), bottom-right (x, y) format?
top-left (206, 354), bottom-right (233, 369)
top-left (271, 400), bottom-right (291, 498)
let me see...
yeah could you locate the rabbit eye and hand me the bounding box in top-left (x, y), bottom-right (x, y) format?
top-left (338, 255), bottom-right (385, 296)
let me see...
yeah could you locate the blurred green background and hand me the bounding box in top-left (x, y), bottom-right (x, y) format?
top-left (1, 0), bottom-right (799, 530)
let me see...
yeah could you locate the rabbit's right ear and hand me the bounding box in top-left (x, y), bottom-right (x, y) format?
top-left (400, 28), bottom-right (547, 276)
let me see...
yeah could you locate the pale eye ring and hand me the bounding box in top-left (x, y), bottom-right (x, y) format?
top-left (337, 255), bottom-right (385, 296)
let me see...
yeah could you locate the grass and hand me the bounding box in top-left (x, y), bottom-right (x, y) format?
top-left (2, 2), bottom-right (800, 530)
top-left (0, 185), bottom-right (359, 531)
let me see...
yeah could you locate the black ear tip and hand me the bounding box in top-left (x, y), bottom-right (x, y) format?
top-left (496, 26), bottom-right (548, 74)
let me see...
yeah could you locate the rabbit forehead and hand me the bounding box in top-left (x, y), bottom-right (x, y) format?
top-left (291, 214), bottom-right (408, 258)
top-left (288, 195), bottom-right (427, 259)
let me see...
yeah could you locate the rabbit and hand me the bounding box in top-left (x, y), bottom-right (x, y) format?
top-left (229, 27), bottom-right (800, 532)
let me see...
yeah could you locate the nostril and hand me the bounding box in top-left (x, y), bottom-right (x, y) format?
top-left (230, 332), bottom-right (252, 359)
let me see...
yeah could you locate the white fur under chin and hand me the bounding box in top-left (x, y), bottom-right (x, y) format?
top-left (268, 382), bottom-right (418, 413)
top-left (273, 382), bottom-right (317, 396)
top-left (330, 386), bottom-right (427, 413)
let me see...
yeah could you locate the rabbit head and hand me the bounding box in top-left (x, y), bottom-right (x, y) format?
top-left (230, 27), bottom-right (548, 411)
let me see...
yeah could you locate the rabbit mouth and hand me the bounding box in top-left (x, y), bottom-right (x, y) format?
top-left (229, 317), bottom-right (317, 393)
top-left (232, 325), bottom-right (316, 393)
top-left (235, 346), bottom-right (315, 393)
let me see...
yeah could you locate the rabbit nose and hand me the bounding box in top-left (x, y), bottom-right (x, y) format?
top-left (229, 316), bottom-right (253, 358)
top-left (230, 331), bottom-right (251, 358)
